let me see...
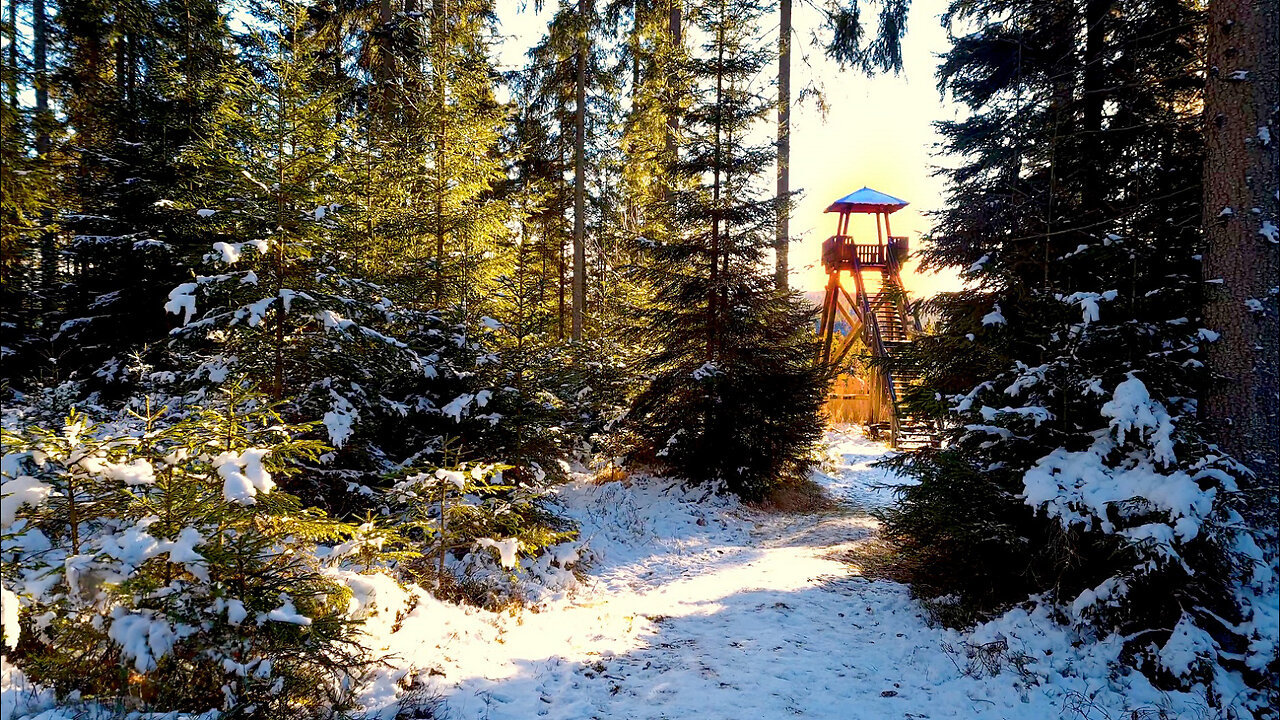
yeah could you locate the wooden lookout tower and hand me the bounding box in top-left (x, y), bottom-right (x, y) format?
top-left (817, 187), bottom-right (935, 449)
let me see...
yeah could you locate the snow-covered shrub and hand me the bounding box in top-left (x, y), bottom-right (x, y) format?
top-left (161, 232), bottom-right (610, 512)
top-left (875, 9), bottom-right (1278, 703)
top-left (0, 383), bottom-right (394, 716)
top-left (382, 462), bottom-right (575, 607)
top-left (1020, 376), bottom-right (1276, 690)
top-left (883, 266), bottom-right (1278, 711)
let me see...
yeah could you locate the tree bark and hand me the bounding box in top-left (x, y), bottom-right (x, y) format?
top-left (774, 0), bottom-right (791, 290)
top-left (1080, 0), bottom-right (1110, 213)
top-left (665, 0), bottom-right (680, 185)
top-left (33, 0), bottom-right (53, 313)
top-left (572, 0), bottom-right (589, 341)
top-left (1201, 0), bottom-right (1279, 480)
top-left (5, 0), bottom-right (17, 106)
top-left (707, 0), bottom-right (724, 361)
top-left (433, 0), bottom-right (448, 306)
top-left (32, 0), bottom-right (47, 153)
top-left (558, 139), bottom-right (567, 338)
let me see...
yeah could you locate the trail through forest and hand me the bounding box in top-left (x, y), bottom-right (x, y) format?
top-left (360, 428), bottom-right (1211, 720)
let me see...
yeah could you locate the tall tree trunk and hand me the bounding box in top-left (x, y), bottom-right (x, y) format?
top-left (1080, 0), bottom-right (1109, 214)
top-left (34, 0), bottom-right (53, 314)
top-left (433, 0), bottom-right (448, 306)
top-left (707, 0), bottom-right (724, 361)
top-left (272, 4), bottom-right (290, 400)
top-left (774, 0), bottom-right (790, 290)
top-left (631, 0), bottom-right (640, 91)
top-left (32, 0), bottom-right (47, 153)
top-left (664, 0), bottom-right (680, 185)
top-left (5, 0), bottom-right (17, 106)
top-left (374, 0), bottom-right (392, 116)
top-left (1201, 0), bottom-right (1279, 480)
top-left (572, 0), bottom-right (588, 341)
top-left (558, 139), bottom-right (567, 338)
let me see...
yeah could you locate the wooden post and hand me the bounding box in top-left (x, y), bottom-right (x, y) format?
top-left (819, 272), bottom-right (840, 363)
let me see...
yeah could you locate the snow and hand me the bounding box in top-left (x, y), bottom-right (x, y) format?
top-left (102, 458), bottom-right (155, 486)
top-left (196, 208), bottom-right (217, 218)
top-left (107, 608), bottom-right (179, 673)
top-left (2, 428), bottom-right (1258, 720)
top-left (1260, 220), bottom-right (1278, 243)
top-left (0, 474), bottom-right (51, 528)
top-left (257, 595), bottom-right (312, 626)
top-left (981, 303), bottom-right (1005, 326)
top-left (1100, 375), bottom-right (1175, 464)
top-left (164, 282), bottom-right (199, 325)
top-left (344, 429), bottom-right (1228, 719)
top-left (323, 392), bottom-right (359, 448)
top-left (474, 537), bottom-right (521, 569)
top-left (214, 449), bottom-right (275, 505)
top-left (1159, 613), bottom-right (1215, 678)
top-left (442, 393), bottom-right (473, 422)
top-left (691, 361), bottom-right (720, 379)
top-left (980, 404), bottom-right (1052, 426)
top-left (225, 599), bottom-right (248, 626)
top-left (2, 584), bottom-right (19, 649)
top-left (1059, 290), bottom-right (1117, 325)
top-left (212, 241), bottom-right (241, 264)
top-left (1022, 442), bottom-right (1213, 539)
top-left (435, 468), bottom-right (467, 490)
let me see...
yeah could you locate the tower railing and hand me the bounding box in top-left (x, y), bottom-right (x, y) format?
top-left (821, 235), bottom-right (911, 271)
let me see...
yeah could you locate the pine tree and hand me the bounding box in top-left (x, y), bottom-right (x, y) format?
top-left (0, 8), bottom-right (61, 387)
top-left (0, 384), bottom-right (385, 714)
top-left (158, 0), bottom-right (453, 503)
top-left (420, 0), bottom-right (508, 318)
top-left (48, 0), bottom-right (230, 389)
top-left (630, 0), bottom-right (824, 499)
top-left (880, 0), bottom-right (1276, 702)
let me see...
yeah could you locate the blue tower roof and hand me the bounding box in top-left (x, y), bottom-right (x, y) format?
top-left (825, 187), bottom-right (909, 214)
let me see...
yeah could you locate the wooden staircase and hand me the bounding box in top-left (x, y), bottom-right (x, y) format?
top-left (867, 289), bottom-right (939, 450)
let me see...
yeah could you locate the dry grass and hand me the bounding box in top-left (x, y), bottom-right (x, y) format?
top-left (593, 465), bottom-right (631, 485)
top-left (750, 475), bottom-right (836, 514)
top-left (834, 536), bottom-right (913, 584)
top-left (401, 558), bottom-right (527, 614)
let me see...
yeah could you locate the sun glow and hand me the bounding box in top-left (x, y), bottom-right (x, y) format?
top-left (785, 0), bottom-right (963, 298)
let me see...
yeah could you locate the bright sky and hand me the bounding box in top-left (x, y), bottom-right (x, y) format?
top-left (492, 0), bottom-right (965, 297)
top-left (785, 0), bottom-right (963, 296)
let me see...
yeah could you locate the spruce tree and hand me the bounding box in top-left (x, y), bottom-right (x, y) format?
top-left (630, 0), bottom-right (824, 500)
top-left (0, 16), bottom-right (61, 388)
top-left (159, 0), bottom-right (450, 503)
top-left (0, 384), bottom-right (386, 713)
top-left (48, 0), bottom-right (230, 389)
top-left (881, 0), bottom-right (1276, 701)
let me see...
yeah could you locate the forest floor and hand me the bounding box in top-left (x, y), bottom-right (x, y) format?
top-left (0, 427), bottom-right (1223, 720)
top-left (361, 427), bottom-right (1216, 720)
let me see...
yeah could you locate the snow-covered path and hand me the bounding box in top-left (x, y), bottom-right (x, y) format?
top-left (369, 427), bottom-right (1206, 720)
